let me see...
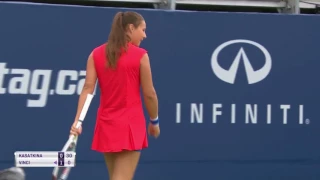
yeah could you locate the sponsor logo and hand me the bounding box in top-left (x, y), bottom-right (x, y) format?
top-left (175, 103), bottom-right (309, 125)
top-left (174, 40), bottom-right (309, 125)
top-left (0, 62), bottom-right (97, 107)
top-left (211, 39), bottom-right (272, 84)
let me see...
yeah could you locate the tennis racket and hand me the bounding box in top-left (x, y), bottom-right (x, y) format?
top-left (52, 94), bottom-right (94, 180)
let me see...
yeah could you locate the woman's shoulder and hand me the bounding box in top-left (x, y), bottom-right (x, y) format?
top-left (93, 43), bottom-right (106, 52)
top-left (128, 43), bottom-right (147, 55)
top-left (91, 43), bottom-right (107, 62)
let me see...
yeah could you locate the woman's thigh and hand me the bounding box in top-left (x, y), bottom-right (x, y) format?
top-left (103, 153), bottom-right (116, 179)
top-left (111, 150), bottom-right (141, 180)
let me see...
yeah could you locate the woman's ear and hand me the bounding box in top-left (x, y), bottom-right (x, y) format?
top-left (128, 24), bottom-right (134, 33)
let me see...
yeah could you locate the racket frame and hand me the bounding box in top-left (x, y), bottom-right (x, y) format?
top-left (52, 94), bottom-right (94, 180)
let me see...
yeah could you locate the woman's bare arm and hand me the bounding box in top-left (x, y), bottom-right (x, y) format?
top-left (140, 53), bottom-right (158, 119)
top-left (73, 52), bottom-right (97, 122)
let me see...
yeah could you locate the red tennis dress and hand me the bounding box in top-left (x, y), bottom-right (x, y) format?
top-left (91, 43), bottom-right (148, 153)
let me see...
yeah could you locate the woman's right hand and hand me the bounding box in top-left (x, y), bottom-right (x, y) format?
top-left (70, 121), bottom-right (82, 136)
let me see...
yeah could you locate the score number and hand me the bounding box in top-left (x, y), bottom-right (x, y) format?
top-left (65, 153), bottom-right (73, 158)
top-left (58, 152), bottom-right (73, 158)
top-left (58, 160), bottom-right (72, 166)
top-left (57, 152), bottom-right (75, 167)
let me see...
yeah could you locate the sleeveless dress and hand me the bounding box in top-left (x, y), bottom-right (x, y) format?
top-left (91, 43), bottom-right (148, 153)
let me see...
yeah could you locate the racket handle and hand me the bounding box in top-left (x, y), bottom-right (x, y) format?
top-left (75, 93), bottom-right (94, 129)
top-left (75, 121), bottom-right (83, 129)
top-left (78, 94), bottom-right (94, 121)
top-left (67, 94), bottom-right (94, 146)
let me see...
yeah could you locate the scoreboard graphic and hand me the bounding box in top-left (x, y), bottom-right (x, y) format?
top-left (14, 151), bottom-right (76, 167)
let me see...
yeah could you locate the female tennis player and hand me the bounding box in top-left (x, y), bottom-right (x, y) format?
top-left (70, 11), bottom-right (160, 180)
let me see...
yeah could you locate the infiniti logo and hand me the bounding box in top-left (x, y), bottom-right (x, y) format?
top-left (211, 39), bottom-right (272, 84)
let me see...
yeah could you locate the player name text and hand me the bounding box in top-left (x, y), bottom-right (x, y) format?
top-left (18, 161), bottom-right (30, 164)
top-left (19, 154), bottom-right (43, 158)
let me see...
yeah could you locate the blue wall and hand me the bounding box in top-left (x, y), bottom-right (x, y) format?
top-left (1, 2), bottom-right (320, 179)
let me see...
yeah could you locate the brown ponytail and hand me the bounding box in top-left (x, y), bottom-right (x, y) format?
top-left (106, 11), bottom-right (144, 69)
